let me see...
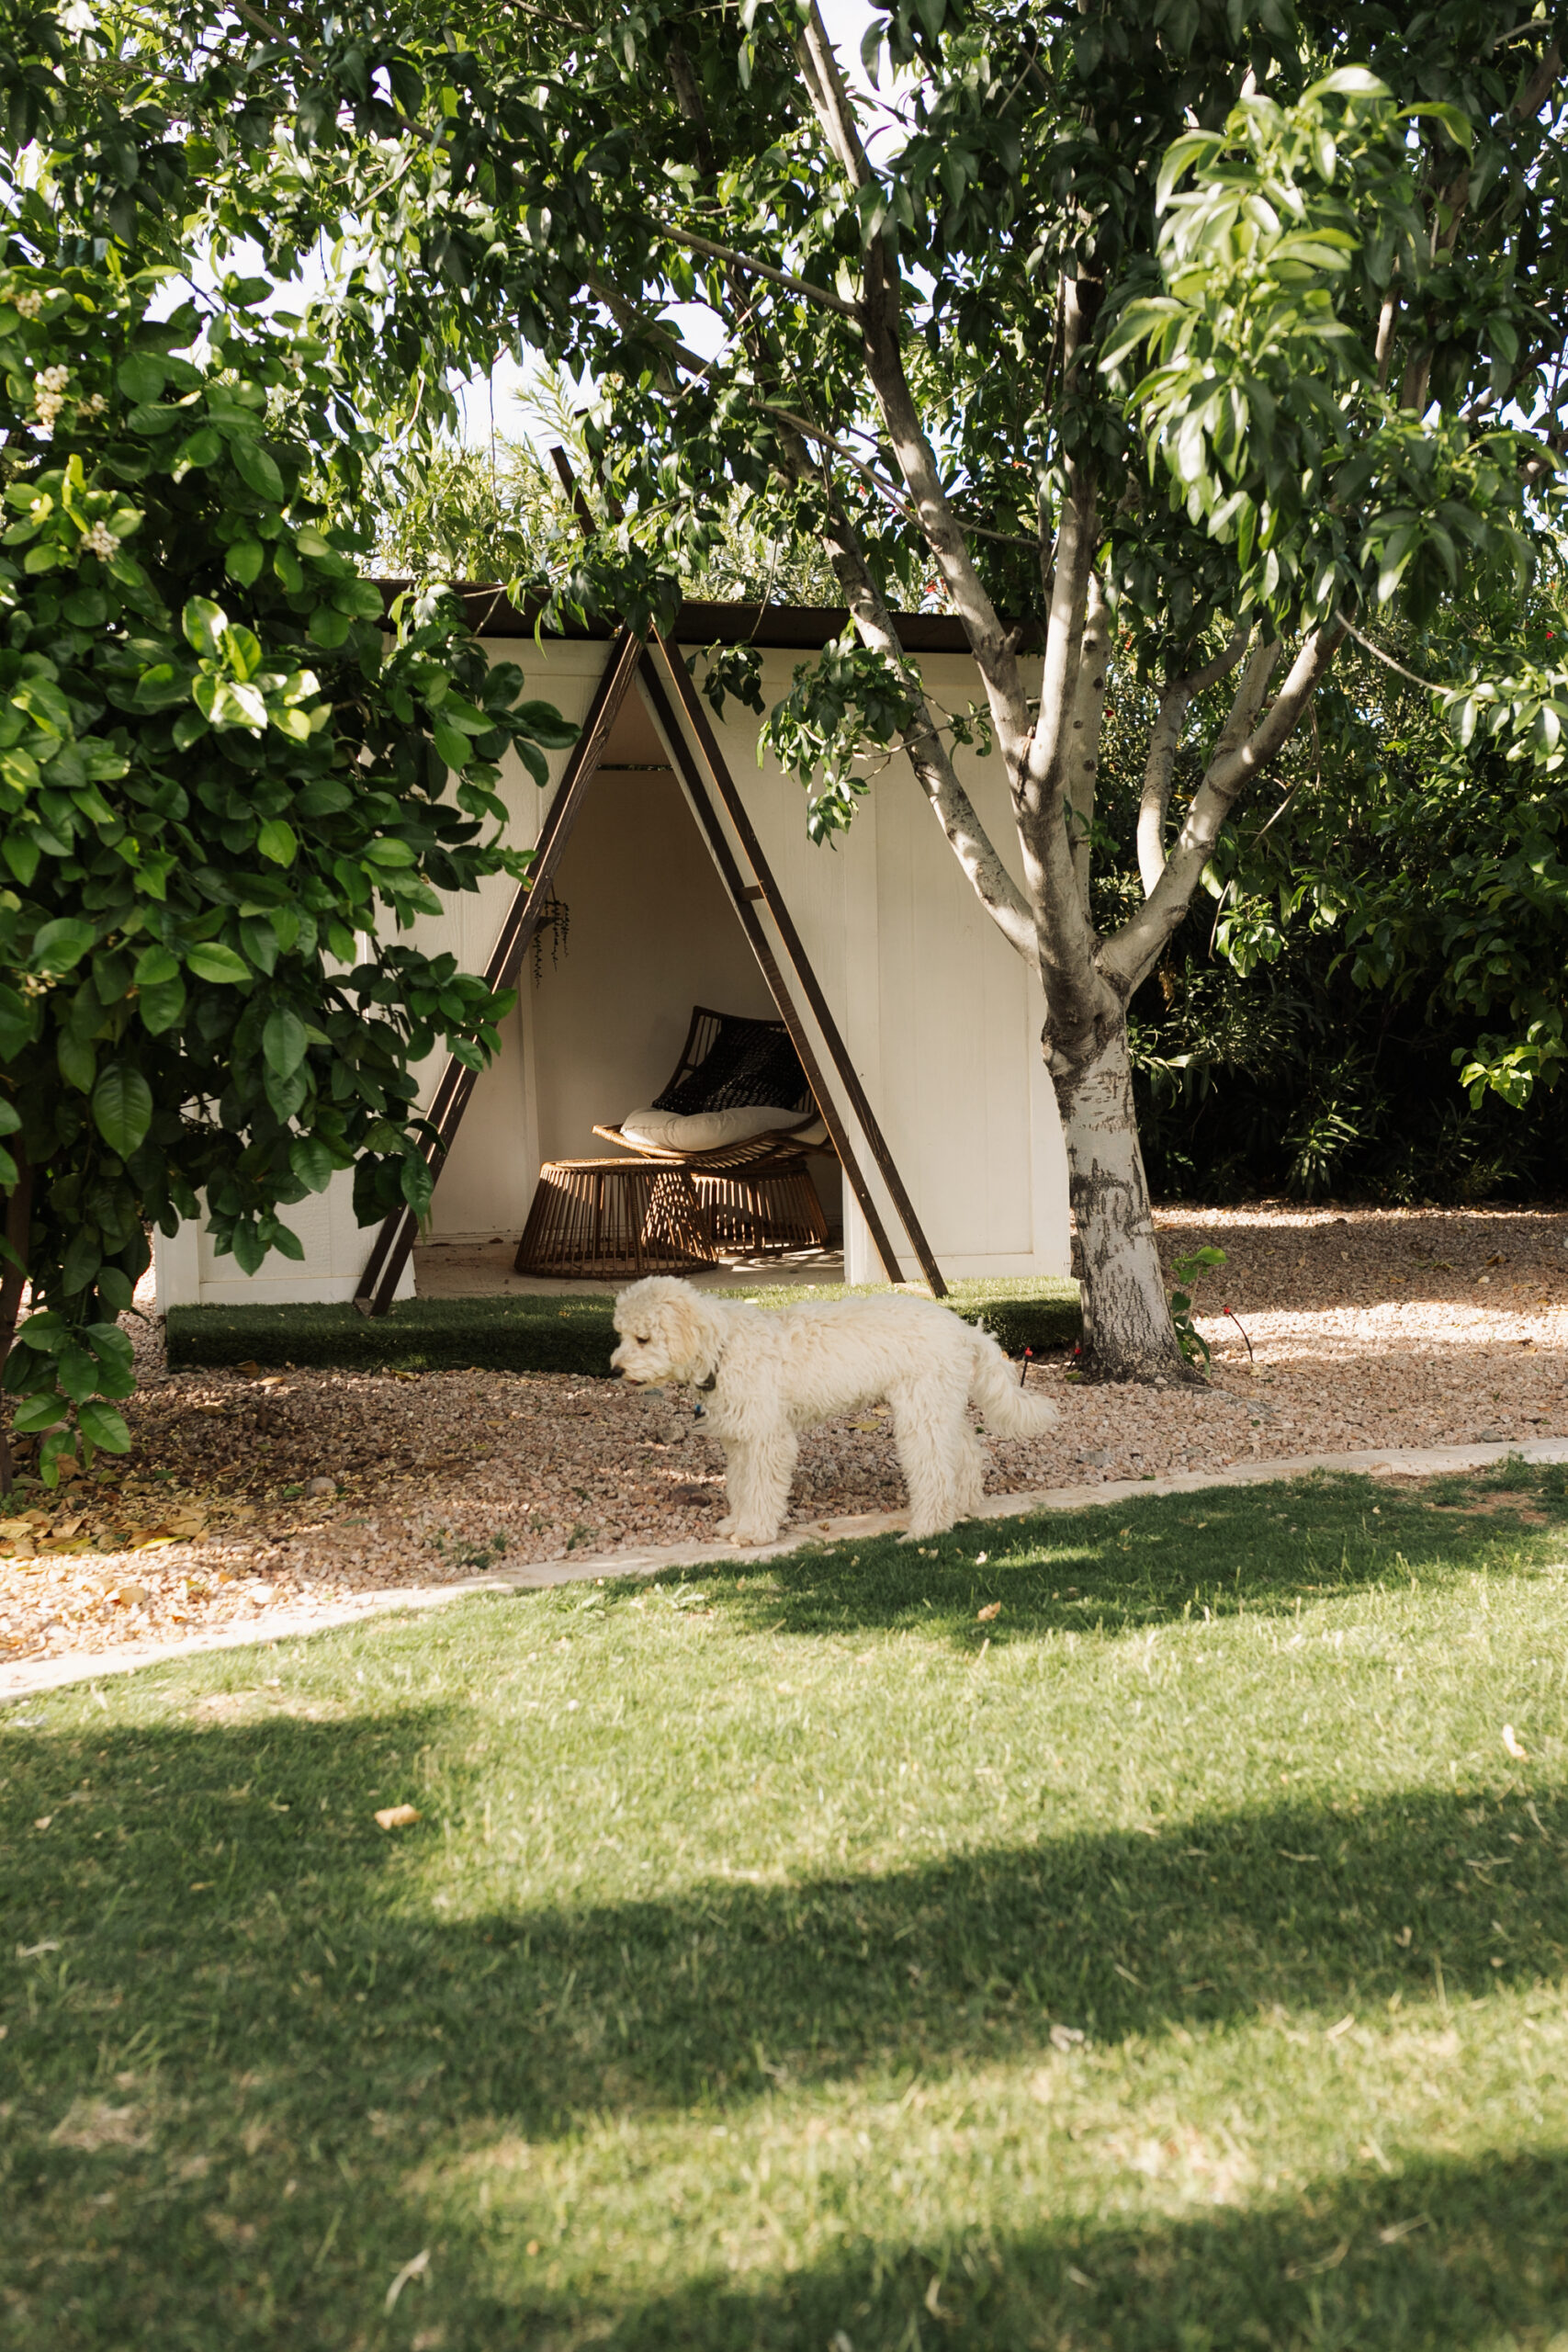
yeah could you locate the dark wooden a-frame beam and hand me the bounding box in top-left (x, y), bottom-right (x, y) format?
top-left (354, 627), bottom-right (645, 1317)
top-left (649, 631), bottom-right (948, 1298)
top-left (634, 651), bottom-right (908, 1286)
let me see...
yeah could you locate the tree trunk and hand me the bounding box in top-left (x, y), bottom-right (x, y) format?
top-left (1048, 1017), bottom-right (1190, 1382)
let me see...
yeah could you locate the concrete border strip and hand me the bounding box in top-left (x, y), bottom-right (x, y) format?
top-left (5, 1435), bottom-right (1567, 1704)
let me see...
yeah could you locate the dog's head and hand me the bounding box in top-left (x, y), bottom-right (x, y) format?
top-left (610, 1277), bottom-right (723, 1388)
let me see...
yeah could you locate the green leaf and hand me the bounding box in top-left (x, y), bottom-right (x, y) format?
top-left (12, 1391), bottom-right (69, 1434)
top-left (433, 718), bottom-right (472, 767)
top-left (92, 1064), bottom-right (153, 1158)
top-left (96, 1266), bottom-right (133, 1313)
top-left (256, 817), bottom-right (299, 865)
top-left (133, 944), bottom-right (180, 988)
top-left (58, 1030), bottom-right (96, 1092)
top-left (31, 916), bottom-right (96, 975)
top-left (78, 1398), bottom-right (132, 1453)
top-left (1303, 66), bottom-right (1391, 101)
top-left (182, 595), bottom-right (227, 657)
top-left (137, 975), bottom-right (186, 1035)
top-left (264, 1006), bottom-right (309, 1077)
top-left (3, 832), bottom-right (40, 887)
top-left (264, 1062), bottom-right (309, 1122)
top-left (85, 1322), bottom-right (135, 1384)
top-left (514, 700), bottom-right (580, 748)
top-left (1156, 130), bottom-right (1224, 214)
top-left (58, 1341), bottom-right (102, 1404)
top-left (289, 1136), bottom-right (335, 1192)
top-left (220, 622), bottom-right (265, 681)
top-left (226, 537), bottom-right (265, 586)
top-left (306, 604), bottom-right (352, 650)
top-left (116, 352), bottom-right (166, 401)
top-left (185, 942), bottom-right (252, 985)
top-left (1398, 98), bottom-right (1472, 151)
top-left (62, 1224), bottom-right (102, 1293)
top-left (231, 437), bottom-right (286, 501)
top-left (230, 1219), bottom-right (267, 1275)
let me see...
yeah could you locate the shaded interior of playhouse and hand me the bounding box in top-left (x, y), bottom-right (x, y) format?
top-left (414, 680), bottom-right (846, 1300)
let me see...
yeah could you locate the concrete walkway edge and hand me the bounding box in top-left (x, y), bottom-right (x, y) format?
top-left (6, 1435), bottom-right (1568, 1704)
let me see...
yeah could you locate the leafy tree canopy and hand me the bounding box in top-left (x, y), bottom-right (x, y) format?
top-left (0, 35), bottom-right (577, 1485)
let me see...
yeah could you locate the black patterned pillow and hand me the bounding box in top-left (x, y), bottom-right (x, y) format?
top-left (654, 1017), bottom-right (811, 1116)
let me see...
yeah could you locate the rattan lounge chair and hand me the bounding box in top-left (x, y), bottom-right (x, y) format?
top-left (514, 1007), bottom-right (832, 1278)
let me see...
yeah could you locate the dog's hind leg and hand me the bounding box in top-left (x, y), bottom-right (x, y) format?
top-left (717, 1426), bottom-right (797, 1545)
top-left (953, 1415), bottom-right (989, 1519)
top-left (888, 1379), bottom-right (965, 1540)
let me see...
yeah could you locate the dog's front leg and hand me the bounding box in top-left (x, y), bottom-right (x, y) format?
top-left (716, 1427), bottom-right (796, 1545)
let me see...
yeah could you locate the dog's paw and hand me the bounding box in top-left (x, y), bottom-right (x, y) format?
top-left (716, 1515), bottom-right (738, 1537)
top-left (725, 1524), bottom-right (776, 1547)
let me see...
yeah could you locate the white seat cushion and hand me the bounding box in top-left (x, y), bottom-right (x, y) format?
top-left (620, 1104), bottom-right (818, 1154)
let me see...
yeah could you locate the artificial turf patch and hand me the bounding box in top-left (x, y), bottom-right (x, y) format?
top-left (164, 1276), bottom-right (1082, 1377)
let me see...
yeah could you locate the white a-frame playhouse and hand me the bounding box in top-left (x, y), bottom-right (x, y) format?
top-left (153, 599), bottom-right (1071, 1314)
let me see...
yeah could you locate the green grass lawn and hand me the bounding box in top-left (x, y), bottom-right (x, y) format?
top-left (5, 1461), bottom-right (1568, 2349)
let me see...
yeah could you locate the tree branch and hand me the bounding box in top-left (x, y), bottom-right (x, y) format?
top-left (792, 2), bottom-right (1032, 767)
top-left (824, 511), bottom-right (1036, 962)
top-left (1106, 628), bottom-right (1345, 994)
top-left (1011, 453), bottom-right (1103, 1023)
top-left (1517, 37), bottom-right (1562, 119)
top-left (1066, 571), bottom-right (1109, 916)
top-left (659, 224), bottom-right (860, 319)
top-left (1135, 625), bottom-right (1251, 895)
top-left (763, 420), bottom-right (1034, 961)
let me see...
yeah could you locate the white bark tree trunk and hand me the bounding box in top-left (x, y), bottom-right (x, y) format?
top-left (1049, 1017), bottom-right (1189, 1380)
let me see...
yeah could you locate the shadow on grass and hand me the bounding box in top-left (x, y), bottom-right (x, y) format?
top-left (712, 1464), bottom-right (1568, 1646)
top-left (4, 1697), bottom-right (1568, 2344)
top-left (490, 2145), bottom-right (1568, 2350)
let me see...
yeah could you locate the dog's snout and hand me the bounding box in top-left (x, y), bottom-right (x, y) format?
top-left (608, 1363), bottom-right (625, 1378)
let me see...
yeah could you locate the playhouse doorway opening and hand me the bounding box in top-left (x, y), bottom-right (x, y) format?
top-left (413, 684), bottom-right (843, 1298)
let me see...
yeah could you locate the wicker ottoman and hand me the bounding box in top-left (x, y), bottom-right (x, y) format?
top-left (513, 1151), bottom-right (829, 1280)
top-left (513, 1158), bottom-right (711, 1280)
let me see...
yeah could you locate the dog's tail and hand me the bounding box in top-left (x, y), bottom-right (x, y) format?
top-left (965, 1321), bottom-right (1058, 1439)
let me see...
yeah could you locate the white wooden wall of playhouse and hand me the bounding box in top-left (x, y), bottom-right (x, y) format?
top-left (153, 612), bottom-right (1072, 1311)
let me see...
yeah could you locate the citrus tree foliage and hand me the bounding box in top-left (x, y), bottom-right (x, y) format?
top-left (0, 242), bottom-right (574, 1483)
top-left (60, 0), bottom-right (1568, 1374)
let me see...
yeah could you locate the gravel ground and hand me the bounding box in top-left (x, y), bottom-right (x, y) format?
top-left (3, 1203), bottom-right (1565, 1670)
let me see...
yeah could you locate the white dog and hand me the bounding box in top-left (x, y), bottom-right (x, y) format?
top-left (611, 1275), bottom-right (1057, 1545)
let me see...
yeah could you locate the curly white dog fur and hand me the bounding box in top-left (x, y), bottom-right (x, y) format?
top-left (611, 1275), bottom-right (1057, 1544)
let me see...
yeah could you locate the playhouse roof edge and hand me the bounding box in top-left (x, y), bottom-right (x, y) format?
top-left (377, 582), bottom-right (1041, 656)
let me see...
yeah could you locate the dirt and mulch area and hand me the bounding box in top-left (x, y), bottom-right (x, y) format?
top-left (3, 1203), bottom-right (1565, 1671)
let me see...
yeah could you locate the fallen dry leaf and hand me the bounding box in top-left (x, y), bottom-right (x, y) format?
top-left (1503, 1724), bottom-right (1529, 1759)
top-left (976, 1600), bottom-right (1002, 1623)
top-left (375, 1804), bottom-right (421, 1831)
